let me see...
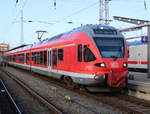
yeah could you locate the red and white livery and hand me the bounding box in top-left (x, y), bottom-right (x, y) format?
top-left (4, 24), bottom-right (128, 90)
top-left (127, 36), bottom-right (148, 72)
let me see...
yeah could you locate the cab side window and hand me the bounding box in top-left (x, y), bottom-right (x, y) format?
top-left (84, 46), bottom-right (96, 62)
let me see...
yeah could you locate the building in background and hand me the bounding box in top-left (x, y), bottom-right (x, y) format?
top-left (0, 43), bottom-right (9, 51)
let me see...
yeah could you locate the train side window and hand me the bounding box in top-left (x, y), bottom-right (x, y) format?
top-left (84, 46), bottom-right (96, 62)
top-left (78, 44), bottom-right (82, 62)
top-left (13, 55), bottom-right (16, 61)
top-left (37, 52), bottom-right (40, 65)
top-left (58, 48), bottom-right (63, 61)
top-left (19, 54), bottom-right (25, 63)
top-left (26, 53), bottom-right (30, 63)
top-left (39, 51), bottom-right (43, 65)
top-left (52, 49), bottom-right (57, 67)
top-left (32, 52), bottom-right (37, 64)
top-left (43, 51), bottom-right (47, 66)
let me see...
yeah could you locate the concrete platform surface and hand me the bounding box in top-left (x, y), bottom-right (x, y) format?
top-left (128, 72), bottom-right (150, 85)
top-left (127, 72), bottom-right (150, 101)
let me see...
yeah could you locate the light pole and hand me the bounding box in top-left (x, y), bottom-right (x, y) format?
top-left (20, 10), bottom-right (24, 45)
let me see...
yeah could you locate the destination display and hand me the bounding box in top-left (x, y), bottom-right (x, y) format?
top-left (93, 29), bottom-right (117, 35)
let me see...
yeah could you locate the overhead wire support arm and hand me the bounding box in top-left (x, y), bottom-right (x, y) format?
top-left (113, 16), bottom-right (150, 25)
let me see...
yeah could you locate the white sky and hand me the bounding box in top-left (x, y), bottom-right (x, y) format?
top-left (0, 0), bottom-right (150, 48)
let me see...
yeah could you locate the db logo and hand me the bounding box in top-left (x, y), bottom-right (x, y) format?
top-left (111, 62), bottom-right (118, 68)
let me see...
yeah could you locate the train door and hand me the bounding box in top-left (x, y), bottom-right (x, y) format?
top-left (48, 48), bottom-right (52, 69)
top-left (48, 48), bottom-right (58, 68)
top-left (52, 49), bottom-right (57, 67)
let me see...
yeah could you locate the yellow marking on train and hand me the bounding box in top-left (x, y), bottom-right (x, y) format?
top-left (52, 44), bottom-right (75, 49)
top-left (52, 45), bottom-right (65, 49)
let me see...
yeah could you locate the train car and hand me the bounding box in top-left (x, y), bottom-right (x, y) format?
top-left (4, 24), bottom-right (128, 91)
top-left (127, 36), bottom-right (148, 72)
top-left (0, 51), bottom-right (4, 66)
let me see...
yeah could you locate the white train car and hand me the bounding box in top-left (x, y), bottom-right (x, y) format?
top-left (127, 36), bottom-right (148, 72)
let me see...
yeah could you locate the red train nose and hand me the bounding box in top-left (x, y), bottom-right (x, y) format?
top-left (107, 71), bottom-right (128, 87)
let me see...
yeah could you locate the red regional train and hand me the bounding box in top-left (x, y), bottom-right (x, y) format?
top-left (4, 24), bottom-right (128, 91)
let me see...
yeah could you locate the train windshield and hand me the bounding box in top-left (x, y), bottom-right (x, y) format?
top-left (94, 37), bottom-right (125, 58)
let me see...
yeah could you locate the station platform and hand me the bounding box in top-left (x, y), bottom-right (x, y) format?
top-left (127, 72), bottom-right (150, 101)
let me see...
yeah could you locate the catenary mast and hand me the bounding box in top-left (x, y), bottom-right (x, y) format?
top-left (99, 0), bottom-right (111, 25)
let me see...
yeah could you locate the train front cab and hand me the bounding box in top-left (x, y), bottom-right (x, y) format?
top-left (68, 32), bottom-right (128, 90)
top-left (47, 32), bottom-right (128, 90)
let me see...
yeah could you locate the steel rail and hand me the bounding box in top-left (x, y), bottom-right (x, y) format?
top-left (29, 71), bottom-right (146, 114)
top-left (3, 67), bottom-right (148, 114)
top-left (24, 70), bottom-right (145, 114)
top-left (117, 95), bottom-right (150, 107)
top-left (0, 69), bottom-right (63, 114)
top-left (0, 79), bottom-right (22, 114)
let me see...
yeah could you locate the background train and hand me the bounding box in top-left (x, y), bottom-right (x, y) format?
top-left (127, 36), bottom-right (148, 72)
top-left (4, 24), bottom-right (128, 90)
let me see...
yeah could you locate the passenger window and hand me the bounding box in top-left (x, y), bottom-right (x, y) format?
top-left (37, 52), bottom-right (40, 65)
top-left (32, 52), bottom-right (37, 64)
top-left (52, 49), bottom-right (57, 67)
top-left (18, 54), bottom-right (25, 63)
top-left (13, 55), bottom-right (16, 62)
top-left (78, 44), bottom-right (82, 62)
top-left (26, 53), bottom-right (30, 63)
top-left (43, 51), bottom-right (47, 66)
top-left (84, 46), bottom-right (96, 62)
top-left (58, 49), bottom-right (63, 61)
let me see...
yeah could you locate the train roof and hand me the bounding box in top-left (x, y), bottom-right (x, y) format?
top-left (6, 24), bottom-right (124, 54)
top-left (46, 24), bottom-right (119, 42)
top-left (126, 36), bottom-right (148, 46)
top-left (31, 24), bottom-right (123, 48)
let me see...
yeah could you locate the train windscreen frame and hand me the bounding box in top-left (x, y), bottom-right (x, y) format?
top-left (94, 37), bottom-right (125, 59)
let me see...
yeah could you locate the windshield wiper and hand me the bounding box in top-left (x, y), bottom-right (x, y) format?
top-left (110, 56), bottom-right (118, 61)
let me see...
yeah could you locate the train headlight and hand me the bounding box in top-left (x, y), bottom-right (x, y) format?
top-left (123, 62), bottom-right (128, 68)
top-left (94, 63), bottom-right (106, 68)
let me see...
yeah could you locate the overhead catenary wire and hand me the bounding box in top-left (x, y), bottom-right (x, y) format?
top-left (0, 0), bottom-right (28, 45)
top-left (46, 1), bottom-right (98, 28)
top-left (59, 1), bottom-right (98, 23)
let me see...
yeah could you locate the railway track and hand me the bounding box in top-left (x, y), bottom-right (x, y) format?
top-left (0, 79), bottom-right (21, 114)
top-left (27, 70), bottom-right (150, 114)
top-left (0, 68), bottom-right (63, 114)
top-left (1, 67), bottom-right (150, 114)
